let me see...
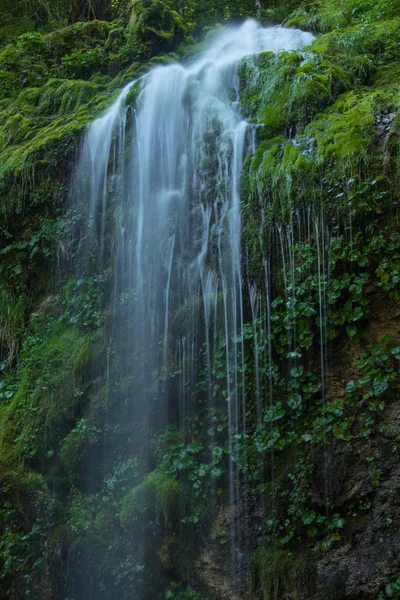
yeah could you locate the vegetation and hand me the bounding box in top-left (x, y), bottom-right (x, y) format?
top-left (0, 0), bottom-right (399, 599)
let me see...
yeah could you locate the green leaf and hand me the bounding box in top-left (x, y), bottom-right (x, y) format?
top-left (288, 394), bottom-right (302, 411)
top-left (346, 380), bottom-right (357, 394)
top-left (346, 325), bottom-right (358, 338)
top-left (302, 510), bottom-right (316, 525)
top-left (290, 366), bottom-right (304, 378)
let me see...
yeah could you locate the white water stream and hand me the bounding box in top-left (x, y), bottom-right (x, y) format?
top-left (74, 18), bottom-right (314, 581)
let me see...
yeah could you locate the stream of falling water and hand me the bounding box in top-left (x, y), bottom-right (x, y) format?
top-left (73, 19), bottom-right (314, 589)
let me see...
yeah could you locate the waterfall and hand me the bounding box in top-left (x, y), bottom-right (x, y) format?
top-left (72, 19), bottom-right (314, 594)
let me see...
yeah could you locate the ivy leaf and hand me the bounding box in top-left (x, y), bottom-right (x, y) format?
top-left (352, 307), bottom-right (364, 321)
top-left (391, 346), bottom-right (400, 359)
top-left (290, 366), bottom-right (304, 378)
top-left (346, 380), bottom-right (357, 394)
top-left (373, 375), bottom-right (389, 395)
top-left (288, 394), bottom-right (302, 410)
top-left (302, 510), bottom-right (316, 525)
top-left (346, 325), bottom-right (358, 338)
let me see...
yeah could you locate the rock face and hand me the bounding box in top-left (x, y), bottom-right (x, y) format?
top-left (313, 400), bottom-right (400, 600)
top-left (194, 293), bottom-right (400, 600)
top-left (195, 506), bottom-right (243, 600)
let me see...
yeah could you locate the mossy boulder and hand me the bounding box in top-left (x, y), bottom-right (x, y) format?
top-left (120, 468), bottom-right (181, 529)
top-left (129, 0), bottom-right (187, 56)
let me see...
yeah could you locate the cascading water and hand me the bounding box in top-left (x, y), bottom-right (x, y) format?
top-left (72, 20), bottom-right (314, 596)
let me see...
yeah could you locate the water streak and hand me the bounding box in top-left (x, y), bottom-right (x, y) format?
top-left (74, 19), bottom-right (314, 584)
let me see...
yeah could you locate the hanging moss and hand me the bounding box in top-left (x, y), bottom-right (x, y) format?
top-left (38, 78), bottom-right (100, 115)
top-left (120, 468), bottom-right (182, 528)
top-left (250, 547), bottom-right (316, 600)
top-left (60, 417), bottom-right (101, 478)
top-left (0, 68), bottom-right (18, 99)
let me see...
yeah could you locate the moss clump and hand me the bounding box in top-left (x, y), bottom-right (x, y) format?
top-left (129, 0), bottom-right (187, 56)
top-left (0, 68), bottom-right (18, 99)
top-left (243, 136), bottom-right (318, 223)
top-left (250, 548), bottom-right (316, 600)
top-left (60, 417), bottom-right (100, 477)
top-left (125, 78), bottom-right (143, 108)
top-left (305, 92), bottom-right (376, 175)
top-left (38, 78), bottom-right (100, 115)
top-left (74, 335), bottom-right (104, 382)
top-left (241, 10), bottom-right (400, 225)
top-left (1, 113), bottom-right (35, 146)
top-left (240, 50), bottom-right (350, 138)
top-left (120, 468), bottom-right (181, 528)
top-left (0, 325), bottom-right (89, 464)
top-left (0, 289), bottom-right (26, 363)
top-left (15, 87), bottom-right (40, 108)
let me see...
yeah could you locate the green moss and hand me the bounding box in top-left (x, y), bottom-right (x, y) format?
top-left (0, 326), bottom-right (89, 464)
top-left (240, 50), bottom-right (351, 138)
top-left (60, 417), bottom-right (100, 476)
top-left (306, 92), bottom-right (376, 175)
top-left (45, 19), bottom-right (112, 60)
top-left (120, 468), bottom-right (181, 528)
top-left (38, 78), bottom-right (99, 115)
top-left (74, 336), bottom-right (104, 382)
top-left (16, 87), bottom-right (40, 107)
top-left (0, 68), bottom-right (18, 99)
top-left (243, 136), bottom-right (318, 222)
top-left (1, 113), bottom-right (35, 146)
top-left (129, 0), bottom-right (187, 55)
top-left (0, 290), bottom-right (26, 364)
top-left (242, 42), bottom-right (399, 223)
top-left (250, 548), bottom-right (316, 600)
top-left (287, 0), bottom-right (400, 33)
top-left (0, 90), bottom-right (115, 207)
top-left (125, 79), bottom-right (143, 108)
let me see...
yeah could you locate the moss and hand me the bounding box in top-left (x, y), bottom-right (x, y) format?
top-left (38, 78), bottom-right (99, 115)
top-left (0, 68), bottom-right (19, 99)
top-left (1, 113), bottom-right (35, 146)
top-left (250, 547), bottom-right (316, 600)
top-left (239, 51), bottom-right (301, 130)
top-left (287, 0), bottom-right (400, 33)
top-left (240, 50), bottom-right (351, 139)
top-left (60, 417), bottom-right (100, 477)
top-left (305, 92), bottom-right (376, 177)
top-left (74, 335), bottom-right (105, 382)
top-left (0, 89), bottom-right (116, 207)
top-left (45, 19), bottom-right (112, 60)
top-left (0, 326), bottom-right (89, 464)
top-left (125, 78), bottom-right (143, 108)
top-left (129, 0), bottom-right (187, 56)
top-left (243, 136), bottom-right (318, 223)
top-left (16, 87), bottom-right (40, 107)
top-left (242, 38), bottom-right (400, 224)
top-left (0, 117), bottom-right (84, 203)
top-left (0, 290), bottom-right (26, 364)
top-left (105, 26), bottom-right (127, 52)
top-left (120, 468), bottom-right (181, 528)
